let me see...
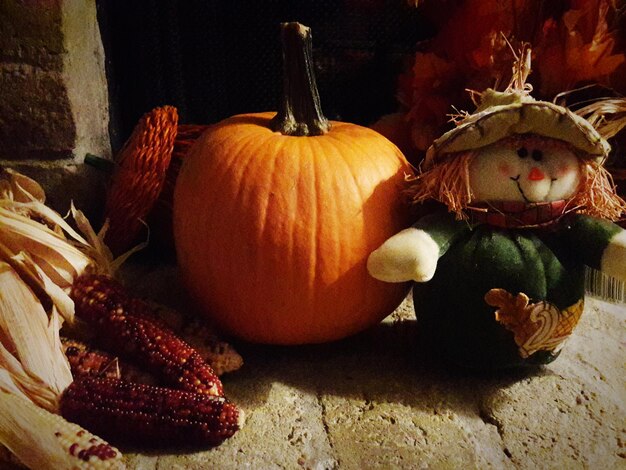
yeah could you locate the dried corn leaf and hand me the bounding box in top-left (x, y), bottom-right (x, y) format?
top-left (0, 390), bottom-right (125, 470)
top-left (17, 252), bottom-right (75, 326)
top-left (0, 341), bottom-right (58, 412)
top-left (0, 168), bottom-right (109, 272)
top-left (0, 195), bottom-right (89, 248)
top-left (71, 204), bottom-right (141, 276)
top-left (0, 262), bottom-right (72, 409)
top-left (0, 168), bottom-right (45, 204)
top-left (0, 368), bottom-right (32, 402)
top-left (0, 169), bottom-right (120, 326)
top-left (0, 206), bottom-right (91, 286)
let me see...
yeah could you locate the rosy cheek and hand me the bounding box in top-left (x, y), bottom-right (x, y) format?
top-left (498, 163), bottom-right (512, 176)
top-left (555, 164), bottom-right (575, 178)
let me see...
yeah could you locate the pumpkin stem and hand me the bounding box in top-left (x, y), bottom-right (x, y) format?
top-left (270, 22), bottom-right (331, 136)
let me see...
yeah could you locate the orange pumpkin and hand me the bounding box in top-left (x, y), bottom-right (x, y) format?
top-left (173, 23), bottom-right (413, 344)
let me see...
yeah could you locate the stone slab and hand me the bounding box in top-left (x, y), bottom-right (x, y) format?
top-left (0, 0), bottom-right (64, 70)
top-left (0, 63), bottom-right (75, 160)
top-left (0, 0), bottom-right (110, 162)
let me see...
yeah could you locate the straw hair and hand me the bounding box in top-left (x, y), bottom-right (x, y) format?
top-left (407, 151), bottom-right (476, 219)
top-left (575, 97), bottom-right (626, 140)
top-left (571, 160), bottom-right (626, 221)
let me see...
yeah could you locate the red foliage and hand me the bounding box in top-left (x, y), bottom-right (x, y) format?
top-left (395, 0), bottom-right (625, 155)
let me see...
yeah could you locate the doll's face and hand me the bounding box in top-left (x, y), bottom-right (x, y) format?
top-left (469, 137), bottom-right (581, 203)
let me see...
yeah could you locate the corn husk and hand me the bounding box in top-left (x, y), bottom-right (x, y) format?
top-left (0, 390), bottom-right (125, 470)
top-left (0, 169), bottom-right (125, 469)
top-left (0, 169), bottom-right (117, 325)
top-left (0, 262), bottom-right (73, 408)
top-left (0, 168), bottom-right (45, 203)
top-left (0, 261), bottom-right (126, 469)
top-left (71, 204), bottom-right (144, 276)
top-left (0, 206), bottom-right (91, 288)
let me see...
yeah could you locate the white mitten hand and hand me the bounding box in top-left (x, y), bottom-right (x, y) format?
top-left (601, 230), bottom-right (626, 281)
top-left (367, 228), bottom-right (439, 283)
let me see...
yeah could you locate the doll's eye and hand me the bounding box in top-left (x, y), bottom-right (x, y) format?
top-left (532, 149), bottom-right (543, 161)
top-left (517, 147), bottom-right (528, 158)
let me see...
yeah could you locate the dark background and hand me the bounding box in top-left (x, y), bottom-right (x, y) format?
top-left (96, 0), bottom-right (433, 153)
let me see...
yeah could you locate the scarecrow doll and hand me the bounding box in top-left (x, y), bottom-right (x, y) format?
top-left (367, 87), bottom-right (626, 369)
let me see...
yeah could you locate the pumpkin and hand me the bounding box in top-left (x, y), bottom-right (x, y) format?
top-left (173, 23), bottom-right (413, 344)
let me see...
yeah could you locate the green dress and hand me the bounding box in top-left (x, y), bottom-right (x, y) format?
top-left (412, 211), bottom-right (621, 369)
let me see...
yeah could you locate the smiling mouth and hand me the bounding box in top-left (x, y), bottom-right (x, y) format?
top-left (510, 175), bottom-right (531, 202)
top-left (510, 174), bottom-right (558, 203)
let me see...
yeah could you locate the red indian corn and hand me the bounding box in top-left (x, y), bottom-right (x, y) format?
top-left (70, 274), bottom-right (223, 396)
top-left (103, 105), bottom-right (178, 256)
top-left (62, 338), bottom-right (159, 385)
top-left (60, 377), bottom-right (243, 447)
top-left (62, 338), bottom-right (121, 380)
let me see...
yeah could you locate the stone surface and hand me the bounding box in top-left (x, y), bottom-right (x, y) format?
top-left (0, 0), bottom-right (73, 160)
top-left (0, 0), bottom-right (110, 162)
top-left (0, 0), bottom-right (111, 221)
top-left (0, 0), bottom-right (64, 70)
top-left (0, 63), bottom-right (76, 160)
top-left (118, 264), bottom-right (626, 470)
top-left (61, 0), bottom-right (111, 162)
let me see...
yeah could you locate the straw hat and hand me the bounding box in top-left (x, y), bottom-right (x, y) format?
top-left (423, 89), bottom-right (610, 168)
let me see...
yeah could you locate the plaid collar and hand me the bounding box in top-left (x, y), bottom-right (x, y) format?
top-left (464, 200), bottom-right (571, 229)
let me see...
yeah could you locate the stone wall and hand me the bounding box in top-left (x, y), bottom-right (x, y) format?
top-left (0, 0), bottom-right (111, 215)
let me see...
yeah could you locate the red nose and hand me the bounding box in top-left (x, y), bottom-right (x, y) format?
top-left (528, 167), bottom-right (545, 181)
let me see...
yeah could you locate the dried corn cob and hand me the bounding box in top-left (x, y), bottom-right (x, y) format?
top-left (103, 106), bottom-right (178, 256)
top-left (171, 124), bottom-right (210, 162)
top-left (60, 377), bottom-right (243, 448)
top-left (143, 301), bottom-right (243, 376)
top-left (62, 339), bottom-right (120, 380)
top-left (70, 274), bottom-right (223, 396)
top-left (61, 339), bottom-right (158, 386)
top-left (180, 320), bottom-right (244, 376)
top-left (0, 389), bottom-right (124, 470)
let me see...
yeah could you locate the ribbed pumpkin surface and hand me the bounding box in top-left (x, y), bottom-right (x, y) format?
top-left (174, 112), bottom-right (412, 344)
